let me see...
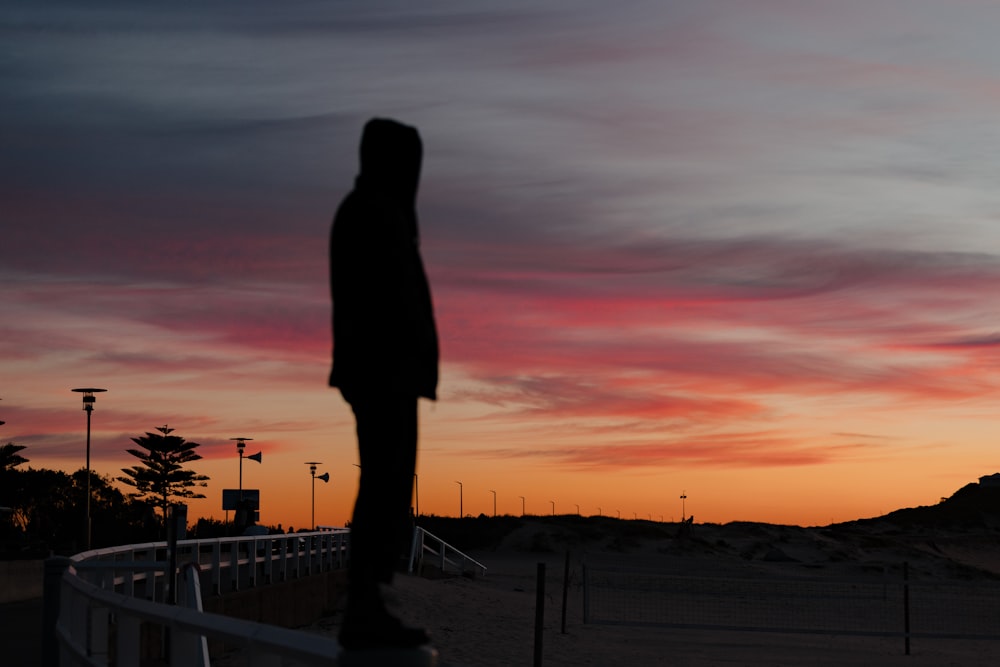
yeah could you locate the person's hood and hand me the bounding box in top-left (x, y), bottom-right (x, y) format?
top-left (357, 117), bottom-right (422, 207)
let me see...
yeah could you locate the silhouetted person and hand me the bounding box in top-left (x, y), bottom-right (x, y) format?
top-left (330, 118), bottom-right (438, 650)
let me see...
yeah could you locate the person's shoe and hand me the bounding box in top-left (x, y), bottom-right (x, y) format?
top-left (339, 611), bottom-right (430, 650)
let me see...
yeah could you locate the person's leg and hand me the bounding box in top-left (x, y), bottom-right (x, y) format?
top-left (341, 394), bottom-right (426, 649)
top-left (349, 395), bottom-right (416, 587)
top-left (373, 395), bottom-right (417, 583)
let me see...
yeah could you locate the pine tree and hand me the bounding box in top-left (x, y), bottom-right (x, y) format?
top-left (0, 443), bottom-right (28, 471)
top-left (117, 426), bottom-right (209, 527)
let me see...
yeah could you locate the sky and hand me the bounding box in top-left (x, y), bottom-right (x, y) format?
top-left (5, 0), bottom-right (1000, 529)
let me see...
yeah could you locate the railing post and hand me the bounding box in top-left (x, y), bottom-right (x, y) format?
top-left (43, 556), bottom-right (73, 667)
top-left (279, 536), bottom-right (288, 581)
top-left (211, 541), bottom-right (222, 595)
top-left (91, 606), bottom-right (111, 663)
top-left (117, 613), bottom-right (141, 666)
top-left (305, 535), bottom-right (313, 575)
top-left (408, 526), bottom-right (420, 573)
top-left (264, 537), bottom-right (274, 583)
top-left (172, 562), bottom-right (210, 667)
top-left (229, 540), bottom-right (240, 592)
top-left (249, 538), bottom-right (259, 588)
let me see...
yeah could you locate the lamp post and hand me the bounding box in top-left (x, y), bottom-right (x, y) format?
top-left (575, 504), bottom-right (580, 515)
top-left (519, 495), bottom-right (525, 517)
top-left (550, 500), bottom-right (555, 516)
top-left (489, 490), bottom-right (497, 518)
top-left (230, 437), bottom-right (261, 501)
top-left (680, 491), bottom-right (687, 522)
top-left (305, 462), bottom-right (329, 530)
top-left (455, 481), bottom-right (463, 518)
top-left (72, 388), bottom-right (106, 551)
top-left (597, 506), bottom-right (602, 517)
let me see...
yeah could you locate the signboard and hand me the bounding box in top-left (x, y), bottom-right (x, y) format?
top-left (222, 488), bottom-right (260, 511)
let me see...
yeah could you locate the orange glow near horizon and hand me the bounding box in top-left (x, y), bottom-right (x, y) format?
top-left (9, 380), bottom-right (998, 532)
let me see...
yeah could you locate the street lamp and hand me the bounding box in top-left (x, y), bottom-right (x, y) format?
top-left (550, 500), bottom-right (555, 516)
top-left (575, 504), bottom-right (580, 515)
top-left (519, 495), bottom-right (525, 517)
top-left (680, 491), bottom-right (688, 522)
top-left (455, 481), bottom-right (463, 518)
top-left (489, 489), bottom-right (497, 518)
top-left (72, 387), bottom-right (106, 551)
top-left (230, 437), bottom-right (261, 501)
top-left (305, 462), bottom-right (329, 530)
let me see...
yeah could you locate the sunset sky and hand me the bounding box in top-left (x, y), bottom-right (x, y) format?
top-left (5, 1), bottom-right (1000, 530)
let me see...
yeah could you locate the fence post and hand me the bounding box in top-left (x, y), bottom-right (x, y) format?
top-left (561, 550), bottom-right (570, 634)
top-left (42, 556), bottom-right (73, 667)
top-left (903, 561), bottom-right (910, 656)
top-left (534, 562), bottom-right (545, 667)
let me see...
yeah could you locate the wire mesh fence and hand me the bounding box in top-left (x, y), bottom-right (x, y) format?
top-left (583, 565), bottom-right (1000, 643)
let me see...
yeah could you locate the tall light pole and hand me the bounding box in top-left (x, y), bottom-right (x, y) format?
top-left (575, 504), bottom-right (580, 515)
top-left (489, 490), bottom-right (497, 518)
top-left (72, 387), bottom-right (106, 551)
top-left (597, 506), bottom-right (602, 517)
top-left (305, 462), bottom-right (329, 530)
top-left (230, 437), bottom-right (260, 501)
top-left (455, 481), bottom-right (463, 518)
top-left (680, 491), bottom-right (688, 522)
top-left (550, 500), bottom-right (555, 516)
top-left (519, 495), bottom-right (525, 517)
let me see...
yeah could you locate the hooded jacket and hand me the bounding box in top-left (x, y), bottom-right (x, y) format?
top-left (329, 118), bottom-right (439, 401)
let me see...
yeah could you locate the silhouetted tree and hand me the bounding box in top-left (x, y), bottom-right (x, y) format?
top-left (0, 443), bottom-right (28, 471)
top-left (1, 466), bottom-right (152, 555)
top-left (3, 467), bottom-right (76, 553)
top-left (0, 443), bottom-right (29, 521)
top-left (117, 425), bottom-right (209, 530)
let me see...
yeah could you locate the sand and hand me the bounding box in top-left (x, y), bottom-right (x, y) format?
top-left (301, 521), bottom-right (1000, 666)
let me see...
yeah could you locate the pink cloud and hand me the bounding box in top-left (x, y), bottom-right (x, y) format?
top-left (431, 237), bottom-right (1000, 441)
top-left (466, 430), bottom-right (871, 471)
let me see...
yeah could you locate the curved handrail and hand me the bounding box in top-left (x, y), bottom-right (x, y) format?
top-left (45, 529), bottom-right (351, 667)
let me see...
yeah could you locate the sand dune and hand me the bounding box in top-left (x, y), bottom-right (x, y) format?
top-left (302, 516), bottom-right (1000, 666)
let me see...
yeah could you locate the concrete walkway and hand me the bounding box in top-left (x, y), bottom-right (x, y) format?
top-left (1, 597), bottom-right (42, 667)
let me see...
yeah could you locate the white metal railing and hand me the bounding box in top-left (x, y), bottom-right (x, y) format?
top-left (44, 529), bottom-right (350, 667)
top-left (408, 526), bottom-right (487, 577)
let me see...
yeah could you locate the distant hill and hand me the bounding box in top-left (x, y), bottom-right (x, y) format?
top-left (856, 481), bottom-right (1000, 530)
